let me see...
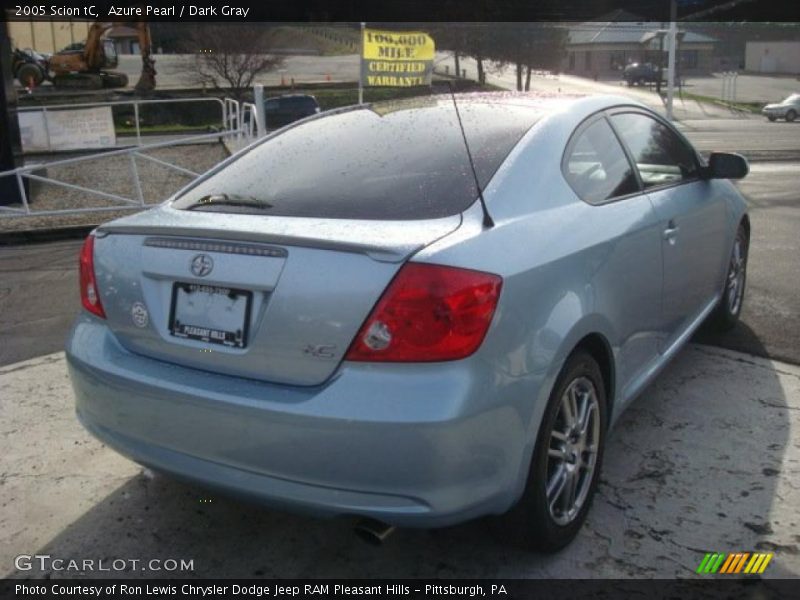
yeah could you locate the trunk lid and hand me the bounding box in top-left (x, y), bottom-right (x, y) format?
top-left (93, 205), bottom-right (461, 386)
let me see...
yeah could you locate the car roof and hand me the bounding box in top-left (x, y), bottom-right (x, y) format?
top-left (338, 91), bottom-right (645, 135)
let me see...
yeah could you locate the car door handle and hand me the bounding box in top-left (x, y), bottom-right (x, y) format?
top-left (663, 220), bottom-right (679, 241)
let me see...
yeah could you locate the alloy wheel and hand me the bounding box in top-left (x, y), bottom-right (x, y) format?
top-left (727, 232), bottom-right (747, 316)
top-left (545, 376), bottom-right (601, 526)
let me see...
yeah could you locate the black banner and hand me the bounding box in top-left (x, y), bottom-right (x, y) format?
top-left (2, 0), bottom-right (800, 22)
top-left (3, 579), bottom-right (800, 600)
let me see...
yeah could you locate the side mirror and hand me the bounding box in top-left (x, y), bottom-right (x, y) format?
top-left (704, 152), bottom-right (749, 180)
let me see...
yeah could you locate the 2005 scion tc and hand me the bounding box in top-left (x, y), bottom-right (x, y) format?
top-left (67, 93), bottom-right (749, 551)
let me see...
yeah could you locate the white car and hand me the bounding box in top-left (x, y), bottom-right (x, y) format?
top-left (762, 93), bottom-right (800, 122)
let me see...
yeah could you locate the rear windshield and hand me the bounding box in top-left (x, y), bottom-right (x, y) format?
top-left (172, 97), bottom-right (541, 220)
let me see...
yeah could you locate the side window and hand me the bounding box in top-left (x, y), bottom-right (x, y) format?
top-left (611, 112), bottom-right (699, 188)
top-left (564, 117), bottom-right (640, 205)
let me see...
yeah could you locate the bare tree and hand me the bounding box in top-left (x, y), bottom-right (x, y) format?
top-left (182, 24), bottom-right (284, 101)
top-left (489, 23), bottom-right (567, 91)
top-left (433, 23), bottom-right (566, 90)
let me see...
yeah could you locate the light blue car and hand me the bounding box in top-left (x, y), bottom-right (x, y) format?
top-left (66, 93), bottom-right (749, 551)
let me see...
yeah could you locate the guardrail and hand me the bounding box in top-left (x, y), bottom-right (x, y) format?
top-left (240, 102), bottom-right (260, 139)
top-left (19, 97), bottom-right (230, 153)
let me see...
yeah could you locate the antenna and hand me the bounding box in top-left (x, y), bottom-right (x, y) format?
top-left (445, 81), bottom-right (494, 229)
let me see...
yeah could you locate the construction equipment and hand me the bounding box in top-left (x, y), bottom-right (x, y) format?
top-left (13, 22), bottom-right (156, 91)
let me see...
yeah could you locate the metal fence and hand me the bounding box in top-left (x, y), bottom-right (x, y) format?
top-left (18, 97), bottom-right (235, 153)
top-left (0, 97), bottom-right (254, 219)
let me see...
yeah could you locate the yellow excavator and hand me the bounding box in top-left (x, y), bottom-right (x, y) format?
top-left (14, 22), bottom-right (156, 91)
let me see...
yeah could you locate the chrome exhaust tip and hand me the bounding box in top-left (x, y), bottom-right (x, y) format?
top-left (354, 518), bottom-right (396, 546)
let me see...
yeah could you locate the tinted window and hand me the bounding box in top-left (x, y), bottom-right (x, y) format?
top-left (173, 98), bottom-right (541, 220)
top-left (611, 112), bottom-right (698, 188)
top-left (564, 117), bottom-right (639, 204)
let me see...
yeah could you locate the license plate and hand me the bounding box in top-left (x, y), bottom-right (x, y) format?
top-left (168, 283), bottom-right (252, 348)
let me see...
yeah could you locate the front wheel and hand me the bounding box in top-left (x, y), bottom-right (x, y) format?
top-left (767, 115), bottom-right (777, 122)
top-left (504, 350), bottom-right (607, 552)
top-left (16, 63), bottom-right (45, 87)
top-left (709, 223), bottom-right (748, 331)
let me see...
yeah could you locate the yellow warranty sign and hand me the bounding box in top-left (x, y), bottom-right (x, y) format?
top-left (361, 29), bottom-right (436, 87)
top-left (362, 29), bottom-right (435, 61)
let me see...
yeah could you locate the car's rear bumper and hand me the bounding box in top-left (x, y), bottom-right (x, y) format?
top-left (66, 315), bottom-right (535, 527)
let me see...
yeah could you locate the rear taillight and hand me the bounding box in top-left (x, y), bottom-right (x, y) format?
top-left (79, 234), bottom-right (105, 319)
top-left (346, 263), bottom-right (502, 362)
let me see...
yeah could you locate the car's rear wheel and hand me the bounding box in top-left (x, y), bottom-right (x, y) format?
top-left (505, 350), bottom-right (607, 552)
top-left (709, 223), bottom-right (748, 331)
top-left (786, 109), bottom-right (797, 122)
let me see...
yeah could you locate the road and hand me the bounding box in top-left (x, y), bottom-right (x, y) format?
top-left (677, 119), bottom-right (800, 160)
top-left (123, 54), bottom-right (363, 89)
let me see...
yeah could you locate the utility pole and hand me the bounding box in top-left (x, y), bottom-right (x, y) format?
top-left (0, 20), bottom-right (24, 206)
top-left (666, 0), bottom-right (678, 120)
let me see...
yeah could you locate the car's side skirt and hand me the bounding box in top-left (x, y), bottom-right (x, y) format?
top-left (615, 293), bottom-right (721, 420)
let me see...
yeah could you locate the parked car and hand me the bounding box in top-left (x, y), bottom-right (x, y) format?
top-left (67, 93), bottom-right (749, 552)
top-left (761, 93), bottom-right (800, 122)
top-left (622, 62), bottom-right (664, 86)
top-left (263, 94), bottom-right (321, 131)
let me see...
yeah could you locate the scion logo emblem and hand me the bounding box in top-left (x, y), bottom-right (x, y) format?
top-left (131, 302), bottom-right (149, 328)
top-left (190, 254), bottom-right (214, 277)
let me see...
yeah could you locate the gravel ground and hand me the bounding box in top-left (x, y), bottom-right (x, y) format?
top-left (0, 143), bottom-right (229, 233)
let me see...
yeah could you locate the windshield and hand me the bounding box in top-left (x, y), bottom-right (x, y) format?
top-left (172, 97), bottom-right (542, 220)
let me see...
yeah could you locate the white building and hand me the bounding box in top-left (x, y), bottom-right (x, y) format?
top-left (745, 41), bottom-right (800, 74)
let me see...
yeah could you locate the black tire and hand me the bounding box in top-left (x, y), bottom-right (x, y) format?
top-left (767, 115), bottom-right (777, 122)
top-left (16, 63), bottom-right (44, 87)
top-left (786, 110), bottom-right (797, 122)
top-left (504, 350), bottom-right (608, 552)
top-left (102, 72), bottom-right (129, 88)
top-left (708, 223), bottom-right (748, 331)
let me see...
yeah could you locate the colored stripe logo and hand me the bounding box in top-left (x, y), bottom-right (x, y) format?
top-left (696, 552), bottom-right (773, 574)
